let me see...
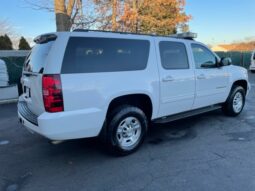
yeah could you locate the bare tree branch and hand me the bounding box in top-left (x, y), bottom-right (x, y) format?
top-left (23, 0), bottom-right (54, 12)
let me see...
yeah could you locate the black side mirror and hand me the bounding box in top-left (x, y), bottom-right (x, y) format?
top-left (219, 57), bottom-right (232, 67)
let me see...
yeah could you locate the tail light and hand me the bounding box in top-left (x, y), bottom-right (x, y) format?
top-left (42, 74), bottom-right (64, 112)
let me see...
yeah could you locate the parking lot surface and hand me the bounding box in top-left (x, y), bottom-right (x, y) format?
top-left (0, 73), bottom-right (255, 191)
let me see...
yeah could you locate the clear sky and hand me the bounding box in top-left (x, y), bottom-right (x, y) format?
top-left (185, 0), bottom-right (255, 45)
top-left (0, 0), bottom-right (254, 45)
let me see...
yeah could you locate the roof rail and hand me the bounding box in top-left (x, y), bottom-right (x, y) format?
top-left (72, 29), bottom-right (197, 40)
top-left (170, 32), bottom-right (197, 40)
top-left (73, 29), bottom-right (157, 36)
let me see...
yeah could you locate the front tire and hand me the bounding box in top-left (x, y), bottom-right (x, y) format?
top-left (222, 86), bottom-right (246, 116)
top-left (106, 105), bottom-right (148, 155)
top-left (251, 70), bottom-right (255, 73)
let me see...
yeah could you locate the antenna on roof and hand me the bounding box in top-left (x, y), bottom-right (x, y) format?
top-left (171, 32), bottom-right (198, 40)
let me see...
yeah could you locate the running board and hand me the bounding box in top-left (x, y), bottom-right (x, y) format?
top-left (153, 105), bottom-right (222, 124)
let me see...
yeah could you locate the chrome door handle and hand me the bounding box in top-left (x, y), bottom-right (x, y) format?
top-left (197, 74), bottom-right (206, 80)
top-left (162, 76), bottom-right (174, 82)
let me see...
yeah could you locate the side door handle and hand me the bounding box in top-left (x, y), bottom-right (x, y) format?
top-left (197, 74), bottom-right (206, 80)
top-left (162, 76), bottom-right (174, 82)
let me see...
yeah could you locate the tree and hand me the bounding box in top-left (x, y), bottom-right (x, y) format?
top-left (112, 0), bottom-right (117, 31)
top-left (0, 19), bottom-right (20, 49)
top-left (0, 34), bottom-right (13, 50)
top-left (95, 0), bottom-right (190, 35)
top-left (25, 0), bottom-right (83, 31)
top-left (25, 0), bottom-right (191, 34)
top-left (54, 0), bottom-right (75, 31)
top-left (18, 37), bottom-right (31, 50)
top-left (119, 0), bottom-right (139, 32)
top-left (137, 0), bottom-right (191, 35)
top-left (93, 0), bottom-right (121, 31)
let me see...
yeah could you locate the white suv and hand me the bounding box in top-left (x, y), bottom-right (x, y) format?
top-left (18, 31), bottom-right (250, 155)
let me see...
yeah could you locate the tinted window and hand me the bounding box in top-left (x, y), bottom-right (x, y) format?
top-left (159, 41), bottom-right (189, 70)
top-left (192, 44), bottom-right (217, 68)
top-left (61, 37), bottom-right (150, 73)
top-left (24, 41), bottom-right (54, 73)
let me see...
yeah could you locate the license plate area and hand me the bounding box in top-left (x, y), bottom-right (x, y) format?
top-left (24, 86), bottom-right (31, 98)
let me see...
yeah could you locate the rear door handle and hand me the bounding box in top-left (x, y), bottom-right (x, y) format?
top-left (197, 74), bottom-right (206, 80)
top-left (162, 76), bottom-right (174, 82)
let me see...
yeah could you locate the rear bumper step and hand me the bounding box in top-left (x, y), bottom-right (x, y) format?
top-left (18, 101), bottom-right (38, 125)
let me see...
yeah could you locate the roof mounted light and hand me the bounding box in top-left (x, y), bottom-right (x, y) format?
top-left (34, 34), bottom-right (57, 44)
top-left (171, 32), bottom-right (198, 40)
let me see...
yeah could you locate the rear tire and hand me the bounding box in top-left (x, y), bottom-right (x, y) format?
top-left (105, 105), bottom-right (148, 156)
top-left (251, 70), bottom-right (255, 73)
top-left (222, 86), bottom-right (245, 116)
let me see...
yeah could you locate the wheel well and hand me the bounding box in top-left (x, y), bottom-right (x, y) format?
top-left (232, 80), bottom-right (248, 93)
top-left (107, 94), bottom-right (153, 120)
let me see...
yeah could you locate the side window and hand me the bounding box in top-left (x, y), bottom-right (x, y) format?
top-left (159, 41), bottom-right (189, 70)
top-left (192, 44), bottom-right (217, 69)
top-left (61, 37), bottom-right (150, 74)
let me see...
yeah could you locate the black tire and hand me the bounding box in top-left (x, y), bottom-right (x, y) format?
top-left (251, 70), bottom-right (255, 73)
top-left (222, 86), bottom-right (246, 116)
top-left (105, 105), bottom-right (148, 156)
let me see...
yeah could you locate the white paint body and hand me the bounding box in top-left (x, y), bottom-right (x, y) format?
top-left (18, 32), bottom-right (250, 140)
top-left (250, 50), bottom-right (255, 71)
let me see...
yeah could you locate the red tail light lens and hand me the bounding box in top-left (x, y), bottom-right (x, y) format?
top-left (42, 74), bottom-right (64, 112)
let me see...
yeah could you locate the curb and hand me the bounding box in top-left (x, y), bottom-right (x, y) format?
top-left (0, 99), bottom-right (18, 105)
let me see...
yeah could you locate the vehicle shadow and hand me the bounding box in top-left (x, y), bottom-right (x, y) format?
top-left (42, 109), bottom-right (224, 159)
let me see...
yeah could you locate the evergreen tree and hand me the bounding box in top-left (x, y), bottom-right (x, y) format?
top-left (18, 36), bottom-right (31, 50)
top-left (4, 34), bottom-right (13, 50)
top-left (0, 36), bottom-right (6, 50)
top-left (0, 34), bottom-right (13, 50)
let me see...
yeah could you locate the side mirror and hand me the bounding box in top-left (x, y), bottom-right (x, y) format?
top-left (219, 57), bottom-right (232, 67)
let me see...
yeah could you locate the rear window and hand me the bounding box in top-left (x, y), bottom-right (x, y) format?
top-left (61, 37), bottom-right (150, 74)
top-left (24, 41), bottom-right (54, 73)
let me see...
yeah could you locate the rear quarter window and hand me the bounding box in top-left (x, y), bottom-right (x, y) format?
top-left (24, 41), bottom-right (54, 73)
top-left (61, 37), bottom-right (150, 74)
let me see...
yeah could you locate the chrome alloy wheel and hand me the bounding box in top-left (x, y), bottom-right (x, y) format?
top-left (233, 92), bottom-right (243, 113)
top-left (116, 117), bottom-right (142, 150)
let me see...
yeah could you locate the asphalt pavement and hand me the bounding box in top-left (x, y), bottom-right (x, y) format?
top-left (0, 73), bottom-right (255, 191)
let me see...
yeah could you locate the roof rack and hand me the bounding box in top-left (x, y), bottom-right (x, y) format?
top-left (72, 29), bottom-right (197, 40)
top-left (73, 29), bottom-right (165, 37)
top-left (170, 32), bottom-right (197, 40)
